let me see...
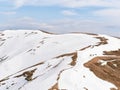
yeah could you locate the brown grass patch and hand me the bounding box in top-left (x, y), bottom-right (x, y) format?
top-left (14, 69), bottom-right (37, 81)
top-left (55, 52), bottom-right (77, 66)
top-left (0, 78), bottom-right (8, 83)
top-left (40, 30), bottom-right (56, 35)
top-left (70, 52), bottom-right (77, 66)
top-left (103, 49), bottom-right (120, 56)
top-left (84, 56), bottom-right (120, 89)
top-left (70, 32), bottom-right (98, 36)
top-left (95, 37), bottom-right (108, 46)
top-left (80, 45), bottom-right (91, 51)
top-left (49, 83), bottom-right (58, 90)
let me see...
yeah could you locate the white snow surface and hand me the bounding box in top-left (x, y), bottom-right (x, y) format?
top-left (0, 30), bottom-right (119, 90)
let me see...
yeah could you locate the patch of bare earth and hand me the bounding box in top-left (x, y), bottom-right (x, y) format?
top-left (55, 52), bottom-right (77, 66)
top-left (81, 32), bottom-right (98, 36)
top-left (40, 30), bottom-right (56, 35)
top-left (84, 49), bottom-right (120, 90)
top-left (83, 87), bottom-right (88, 90)
top-left (49, 83), bottom-right (58, 90)
top-left (80, 36), bottom-right (108, 51)
top-left (14, 69), bottom-right (37, 81)
top-left (103, 49), bottom-right (120, 56)
top-left (70, 32), bottom-right (98, 36)
top-left (95, 36), bottom-right (108, 46)
top-left (0, 61), bottom-right (44, 85)
top-left (80, 45), bottom-right (92, 51)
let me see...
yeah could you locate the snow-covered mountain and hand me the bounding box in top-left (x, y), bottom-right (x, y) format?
top-left (0, 30), bottom-right (120, 90)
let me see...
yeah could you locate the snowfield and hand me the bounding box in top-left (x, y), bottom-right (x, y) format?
top-left (0, 30), bottom-right (120, 90)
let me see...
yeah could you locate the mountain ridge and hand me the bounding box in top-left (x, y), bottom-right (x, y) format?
top-left (0, 30), bottom-right (120, 90)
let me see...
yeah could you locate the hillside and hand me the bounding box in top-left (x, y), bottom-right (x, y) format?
top-left (0, 30), bottom-right (120, 90)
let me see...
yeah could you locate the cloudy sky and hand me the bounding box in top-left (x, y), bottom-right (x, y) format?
top-left (0, 0), bottom-right (120, 36)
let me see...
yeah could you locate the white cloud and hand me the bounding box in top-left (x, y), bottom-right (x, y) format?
top-left (62, 0), bottom-right (120, 8)
top-left (13, 0), bottom-right (28, 8)
top-left (93, 8), bottom-right (120, 26)
top-left (0, 0), bottom-right (120, 37)
top-left (61, 10), bottom-right (78, 16)
top-left (94, 9), bottom-right (120, 17)
top-left (50, 19), bottom-right (105, 32)
top-left (10, 0), bottom-right (120, 8)
top-left (0, 11), bottom-right (16, 15)
top-left (0, 17), bottom-right (120, 36)
top-left (46, 19), bottom-right (120, 36)
top-left (12, 0), bottom-right (65, 8)
top-left (0, 17), bottom-right (54, 30)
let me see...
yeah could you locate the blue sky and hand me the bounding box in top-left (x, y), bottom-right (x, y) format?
top-left (0, 0), bottom-right (120, 36)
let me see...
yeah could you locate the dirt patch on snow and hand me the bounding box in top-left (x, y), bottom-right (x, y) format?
top-left (95, 36), bottom-right (108, 46)
top-left (14, 69), bottom-right (37, 81)
top-left (103, 49), bottom-right (120, 56)
top-left (0, 78), bottom-right (8, 83)
top-left (84, 49), bottom-right (120, 89)
top-left (70, 52), bottom-right (77, 66)
top-left (70, 32), bottom-right (98, 36)
top-left (40, 30), bottom-right (56, 35)
top-left (55, 52), bottom-right (77, 66)
top-left (49, 83), bottom-right (58, 90)
top-left (80, 45), bottom-right (92, 51)
top-left (81, 32), bottom-right (98, 36)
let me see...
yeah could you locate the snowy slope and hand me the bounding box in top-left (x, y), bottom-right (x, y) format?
top-left (0, 30), bottom-right (120, 90)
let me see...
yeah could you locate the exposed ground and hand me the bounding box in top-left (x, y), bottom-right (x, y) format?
top-left (84, 49), bottom-right (120, 90)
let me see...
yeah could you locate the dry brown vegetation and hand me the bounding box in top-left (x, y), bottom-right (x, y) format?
top-left (70, 32), bottom-right (98, 36)
top-left (40, 30), bottom-right (56, 35)
top-left (95, 37), bottom-right (108, 46)
top-left (49, 83), bottom-right (58, 90)
top-left (104, 49), bottom-right (120, 56)
top-left (84, 56), bottom-right (120, 89)
top-left (55, 52), bottom-right (76, 58)
top-left (80, 45), bottom-right (92, 51)
top-left (84, 49), bottom-right (120, 90)
top-left (0, 78), bottom-right (8, 83)
top-left (70, 52), bottom-right (77, 66)
top-left (81, 32), bottom-right (98, 36)
top-left (55, 52), bottom-right (77, 66)
top-left (15, 69), bottom-right (37, 81)
top-left (0, 61), bottom-right (44, 85)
